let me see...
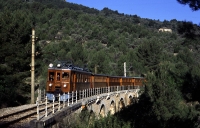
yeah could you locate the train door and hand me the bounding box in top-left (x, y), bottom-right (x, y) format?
top-left (51, 70), bottom-right (62, 95)
top-left (46, 70), bottom-right (55, 92)
top-left (61, 70), bottom-right (71, 92)
top-left (56, 71), bottom-right (61, 81)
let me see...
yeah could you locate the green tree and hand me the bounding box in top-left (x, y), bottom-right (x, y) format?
top-left (89, 50), bottom-right (111, 74)
top-left (0, 10), bottom-right (32, 107)
top-left (177, 0), bottom-right (200, 10)
top-left (136, 38), bottom-right (164, 72)
top-left (71, 42), bottom-right (88, 66)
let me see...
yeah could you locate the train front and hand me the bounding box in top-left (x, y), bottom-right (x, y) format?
top-left (46, 63), bottom-right (71, 101)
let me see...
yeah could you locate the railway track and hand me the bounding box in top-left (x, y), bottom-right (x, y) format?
top-left (0, 103), bottom-right (60, 128)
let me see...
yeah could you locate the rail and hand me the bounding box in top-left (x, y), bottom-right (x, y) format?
top-left (0, 103), bottom-right (59, 128)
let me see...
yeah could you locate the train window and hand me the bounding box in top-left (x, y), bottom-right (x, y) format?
top-left (85, 76), bottom-right (88, 83)
top-left (57, 73), bottom-right (60, 81)
top-left (49, 72), bottom-right (54, 81)
top-left (62, 72), bottom-right (69, 79)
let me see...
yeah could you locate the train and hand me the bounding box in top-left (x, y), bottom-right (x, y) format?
top-left (46, 61), bottom-right (145, 101)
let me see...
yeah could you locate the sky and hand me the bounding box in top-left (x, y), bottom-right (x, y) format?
top-left (67, 0), bottom-right (200, 25)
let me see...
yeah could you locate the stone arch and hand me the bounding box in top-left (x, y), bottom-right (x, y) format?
top-left (86, 103), bottom-right (92, 112)
top-left (132, 92), bottom-right (137, 98)
top-left (88, 110), bottom-right (95, 123)
top-left (132, 92), bottom-right (138, 103)
top-left (127, 94), bottom-right (134, 105)
top-left (109, 100), bottom-right (116, 115)
top-left (99, 104), bottom-right (105, 117)
top-left (124, 93), bottom-right (132, 106)
top-left (118, 98), bottom-right (125, 111)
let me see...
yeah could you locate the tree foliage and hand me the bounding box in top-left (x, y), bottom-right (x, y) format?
top-left (0, 9), bottom-right (32, 107)
top-left (0, 0), bottom-right (200, 127)
top-left (177, 0), bottom-right (200, 10)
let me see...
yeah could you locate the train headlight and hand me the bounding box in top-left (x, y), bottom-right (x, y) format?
top-left (49, 83), bottom-right (52, 87)
top-left (49, 63), bottom-right (53, 68)
top-left (57, 64), bottom-right (61, 68)
top-left (63, 84), bottom-right (67, 87)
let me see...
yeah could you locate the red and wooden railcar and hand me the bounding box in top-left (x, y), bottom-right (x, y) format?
top-left (46, 62), bottom-right (144, 101)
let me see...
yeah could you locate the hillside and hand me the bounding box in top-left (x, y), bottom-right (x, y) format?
top-left (0, 0), bottom-right (200, 127)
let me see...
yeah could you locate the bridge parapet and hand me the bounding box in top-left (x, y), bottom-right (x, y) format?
top-left (30, 86), bottom-right (141, 128)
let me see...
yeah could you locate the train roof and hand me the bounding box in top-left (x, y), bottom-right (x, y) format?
top-left (91, 73), bottom-right (144, 79)
top-left (48, 62), bottom-right (144, 79)
top-left (48, 62), bottom-right (91, 72)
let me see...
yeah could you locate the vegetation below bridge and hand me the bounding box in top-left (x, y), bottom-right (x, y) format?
top-left (0, 0), bottom-right (200, 127)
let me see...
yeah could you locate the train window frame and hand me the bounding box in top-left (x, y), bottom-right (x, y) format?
top-left (62, 72), bottom-right (69, 79)
top-left (57, 72), bottom-right (60, 81)
top-left (49, 72), bottom-right (54, 81)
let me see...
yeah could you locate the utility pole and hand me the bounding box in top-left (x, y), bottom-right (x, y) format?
top-left (31, 28), bottom-right (35, 104)
top-left (95, 65), bottom-right (98, 74)
top-left (124, 62), bottom-right (126, 77)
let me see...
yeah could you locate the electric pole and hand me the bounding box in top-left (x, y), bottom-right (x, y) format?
top-left (124, 62), bottom-right (126, 77)
top-left (95, 65), bottom-right (99, 74)
top-left (31, 28), bottom-right (35, 104)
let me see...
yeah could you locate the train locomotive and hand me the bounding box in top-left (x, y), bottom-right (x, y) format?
top-left (46, 61), bottom-right (144, 101)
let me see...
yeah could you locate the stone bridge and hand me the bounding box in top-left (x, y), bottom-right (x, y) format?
top-left (30, 86), bottom-right (141, 128)
top-left (84, 89), bottom-right (139, 117)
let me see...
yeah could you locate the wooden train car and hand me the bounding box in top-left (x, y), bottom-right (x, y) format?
top-left (46, 61), bottom-right (144, 101)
